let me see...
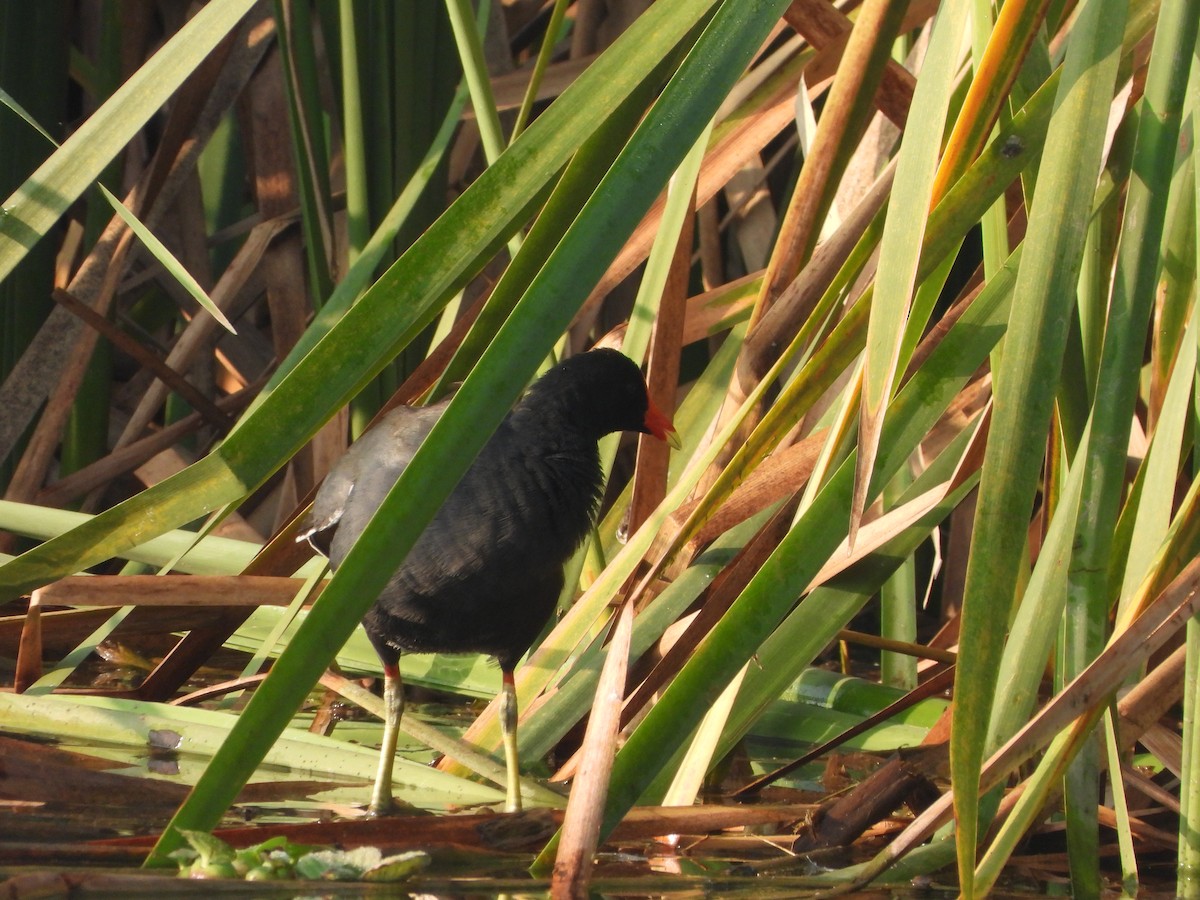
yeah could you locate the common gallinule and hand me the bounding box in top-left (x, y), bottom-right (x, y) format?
top-left (298, 349), bottom-right (680, 813)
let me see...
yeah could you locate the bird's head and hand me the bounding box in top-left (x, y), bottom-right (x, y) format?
top-left (523, 348), bottom-right (681, 448)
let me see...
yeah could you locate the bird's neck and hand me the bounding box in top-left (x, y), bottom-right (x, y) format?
top-left (509, 397), bottom-right (601, 445)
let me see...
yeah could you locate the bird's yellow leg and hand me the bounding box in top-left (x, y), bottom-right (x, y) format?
top-left (369, 664), bottom-right (403, 816)
top-left (499, 669), bottom-right (521, 812)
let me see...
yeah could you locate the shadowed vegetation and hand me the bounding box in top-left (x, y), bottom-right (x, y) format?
top-left (1, 0), bottom-right (1198, 895)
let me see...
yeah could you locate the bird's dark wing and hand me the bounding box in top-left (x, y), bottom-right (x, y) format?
top-left (297, 401), bottom-right (448, 563)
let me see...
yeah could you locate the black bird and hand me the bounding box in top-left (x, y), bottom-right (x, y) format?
top-left (298, 349), bottom-right (680, 813)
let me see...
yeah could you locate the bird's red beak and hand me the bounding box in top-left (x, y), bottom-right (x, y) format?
top-left (644, 399), bottom-right (683, 450)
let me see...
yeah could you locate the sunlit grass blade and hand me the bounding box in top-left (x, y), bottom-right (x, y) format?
top-left (337, 0), bottom-right (369, 264)
top-left (1116, 318), bottom-right (1196, 617)
top-left (0, 692), bottom-right (498, 803)
top-left (1103, 708), bottom-right (1140, 895)
top-left (0, 500), bottom-right (261, 574)
top-left (444, 0), bottom-right (503, 164)
top-left (853, 0), bottom-right (969, 543)
top-left (97, 184), bottom-right (235, 333)
top-left (986, 426), bottom-right (1088, 749)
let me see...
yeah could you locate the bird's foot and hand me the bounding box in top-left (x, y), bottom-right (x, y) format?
top-left (366, 797), bottom-right (398, 817)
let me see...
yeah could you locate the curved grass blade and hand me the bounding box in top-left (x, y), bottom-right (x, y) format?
top-left (97, 184), bottom-right (235, 333)
top-left (853, 0), bottom-right (970, 543)
top-left (0, 500), bottom-right (261, 574)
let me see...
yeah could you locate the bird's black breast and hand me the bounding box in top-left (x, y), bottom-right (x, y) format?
top-left (361, 424), bottom-right (604, 668)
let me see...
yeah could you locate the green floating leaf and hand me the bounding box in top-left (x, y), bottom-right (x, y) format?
top-left (172, 829), bottom-right (240, 879)
top-left (176, 828), bottom-right (235, 867)
top-left (293, 846), bottom-right (431, 882)
top-left (363, 850), bottom-right (433, 883)
top-left (294, 847), bottom-right (379, 881)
